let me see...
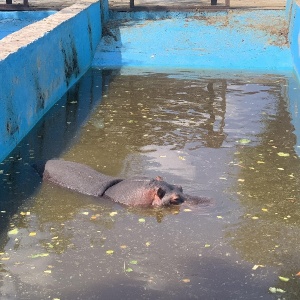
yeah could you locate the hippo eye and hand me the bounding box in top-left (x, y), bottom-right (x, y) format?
top-left (177, 185), bottom-right (183, 192)
top-left (157, 187), bottom-right (165, 199)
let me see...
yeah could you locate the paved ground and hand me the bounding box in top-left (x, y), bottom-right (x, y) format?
top-left (0, 0), bottom-right (286, 11)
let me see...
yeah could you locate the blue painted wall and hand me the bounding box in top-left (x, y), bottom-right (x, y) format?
top-left (0, 0), bottom-right (107, 162)
top-left (288, 0), bottom-right (300, 81)
top-left (287, 0), bottom-right (300, 156)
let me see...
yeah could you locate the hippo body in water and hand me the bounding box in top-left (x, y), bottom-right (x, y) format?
top-left (43, 160), bottom-right (210, 207)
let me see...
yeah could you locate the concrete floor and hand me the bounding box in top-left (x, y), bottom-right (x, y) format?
top-left (0, 0), bottom-right (286, 11)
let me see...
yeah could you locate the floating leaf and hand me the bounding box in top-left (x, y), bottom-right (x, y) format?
top-left (29, 253), bottom-right (49, 258)
top-left (261, 208), bottom-right (268, 212)
top-left (1, 257), bottom-right (10, 261)
top-left (8, 228), bottom-right (19, 235)
top-left (238, 139), bottom-right (251, 145)
top-left (145, 242), bottom-right (151, 247)
top-left (278, 276), bottom-right (289, 282)
top-left (178, 156), bottom-right (186, 161)
top-left (182, 278), bottom-right (190, 283)
top-left (138, 218), bottom-right (145, 223)
top-left (130, 260), bottom-right (138, 265)
top-left (269, 287), bottom-right (286, 293)
top-left (217, 216), bottom-right (223, 219)
top-left (20, 211), bottom-right (30, 216)
top-left (81, 212), bottom-right (89, 215)
top-left (252, 216), bottom-right (259, 220)
top-left (29, 232), bottom-right (36, 237)
top-left (257, 161), bottom-right (265, 164)
top-left (90, 214), bottom-right (100, 220)
top-left (109, 212), bottom-right (118, 217)
top-left (125, 268), bottom-right (133, 272)
top-left (44, 270), bottom-right (52, 274)
top-left (252, 264), bottom-right (265, 270)
top-left (106, 250), bottom-right (114, 255)
top-left (277, 152), bottom-right (290, 157)
top-left (120, 245), bottom-right (127, 249)
top-left (183, 209), bottom-right (192, 212)
top-left (295, 271), bottom-right (300, 276)
top-left (204, 244), bottom-right (211, 248)
top-left (238, 179), bottom-right (245, 182)
top-left (278, 168), bottom-right (284, 171)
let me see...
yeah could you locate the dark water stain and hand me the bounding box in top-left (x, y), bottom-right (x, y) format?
top-left (5, 95), bottom-right (19, 137)
top-left (61, 36), bottom-right (80, 87)
top-left (87, 17), bottom-right (93, 52)
top-left (0, 69), bottom-right (300, 299)
top-left (35, 77), bottom-right (46, 112)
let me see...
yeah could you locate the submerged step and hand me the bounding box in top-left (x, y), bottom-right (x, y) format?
top-left (93, 9), bottom-right (292, 71)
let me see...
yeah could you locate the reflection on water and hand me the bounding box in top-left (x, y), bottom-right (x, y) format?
top-left (0, 68), bottom-right (300, 299)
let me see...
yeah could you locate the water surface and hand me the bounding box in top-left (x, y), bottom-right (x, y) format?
top-left (0, 68), bottom-right (300, 299)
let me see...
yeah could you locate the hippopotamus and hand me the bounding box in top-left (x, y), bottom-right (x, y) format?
top-left (42, 160), bottom-right (210, 207)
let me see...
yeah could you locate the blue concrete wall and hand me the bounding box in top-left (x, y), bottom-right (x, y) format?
top-left (287, 0), bottom-right (300, 156)
top-left (288, 0), bottom-right (300, 81)
top-left (0, 0), bottom-right (107, 163)
top-left (93, 9), bottom-right (293, 71)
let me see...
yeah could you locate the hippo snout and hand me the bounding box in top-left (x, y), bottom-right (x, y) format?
top-left (168, 194), bottom-right (185, 205)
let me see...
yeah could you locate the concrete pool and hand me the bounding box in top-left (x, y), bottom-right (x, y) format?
top-left (1, 0), bottom-right (300, 162)
top-left (1, 0), bottom-right (300, 298)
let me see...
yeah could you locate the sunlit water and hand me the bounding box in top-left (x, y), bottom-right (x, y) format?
top-left (0, 68), bottom-right (300, 299)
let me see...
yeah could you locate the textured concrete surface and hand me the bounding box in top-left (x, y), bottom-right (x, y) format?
top-left (0, 0), bottom-right (286, 10)
top-left (93, 9), bottom-right (292, 70)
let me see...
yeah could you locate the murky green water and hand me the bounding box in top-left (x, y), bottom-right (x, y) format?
top-left (1, 68), bottom-right (300, 299)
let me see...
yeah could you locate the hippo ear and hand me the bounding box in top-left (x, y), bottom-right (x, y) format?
top-left (155, 176), bottom-right (163, 181)
top-left (156, 187), bottom-right (165, 198)
top-left (152, 188), bottom-right (166, 206)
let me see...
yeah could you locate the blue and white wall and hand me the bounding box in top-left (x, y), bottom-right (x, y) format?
top-left (0, 0), bottom-right (106, 162)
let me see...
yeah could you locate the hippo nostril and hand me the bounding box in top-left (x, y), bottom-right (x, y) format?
top-left (170, 197), bottom-right (184, 205)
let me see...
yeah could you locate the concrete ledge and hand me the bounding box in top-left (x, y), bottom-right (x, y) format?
top-left (0, 0), bottom-right (104, 162)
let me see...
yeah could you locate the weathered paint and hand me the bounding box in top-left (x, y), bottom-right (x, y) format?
top-left (287, 0), bottom-right (300, 156)
top-left (0, 0), bottom-right (106, 162)
top-left (93, 9), bottom-right (292, 71)
top-left (287, 0), bottom-right (300, 81)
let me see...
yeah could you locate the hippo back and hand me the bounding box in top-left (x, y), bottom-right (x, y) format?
top-left (43, 160), bottom-right (122, 197)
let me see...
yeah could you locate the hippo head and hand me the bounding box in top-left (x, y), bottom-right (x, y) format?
top-left (151, 176), bottom-right (185, 207)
